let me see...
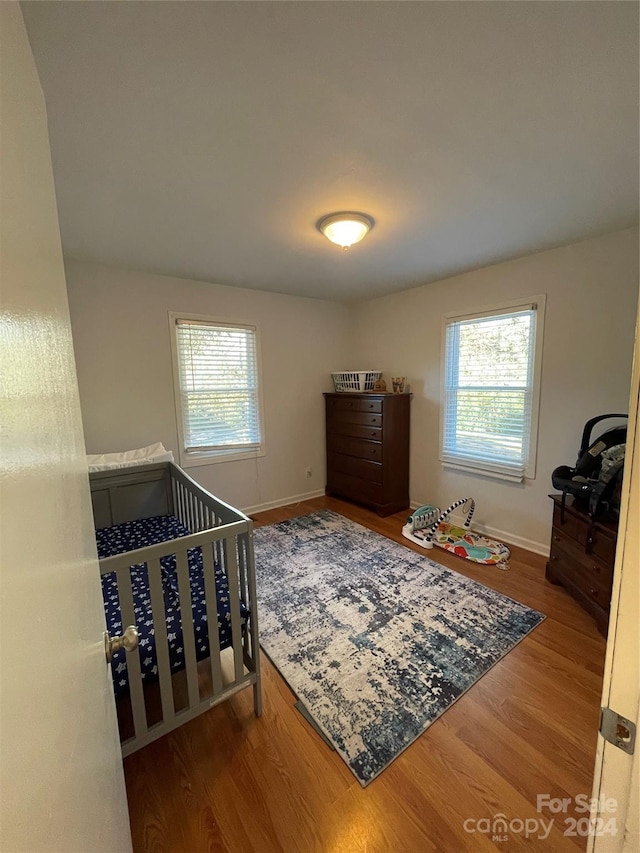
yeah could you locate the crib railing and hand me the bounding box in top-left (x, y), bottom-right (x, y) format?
top-left (92, 462), bottom-right (261, 756)
top-left (168, 464), bottom-right (261, 675)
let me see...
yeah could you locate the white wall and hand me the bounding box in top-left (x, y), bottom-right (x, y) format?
top-left (65, 260), bottom-right (351, 511)
top-left (351, 228), bottom-right (639, 552)
top-left (66, 229), bottom-right (638, 548)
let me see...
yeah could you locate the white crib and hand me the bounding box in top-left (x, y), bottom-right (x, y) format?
top-left (90, 461), bottom-right (261, 756)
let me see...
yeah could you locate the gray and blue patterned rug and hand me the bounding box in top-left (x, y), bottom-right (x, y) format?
top-left (253, 510), bottom-right (544, 786)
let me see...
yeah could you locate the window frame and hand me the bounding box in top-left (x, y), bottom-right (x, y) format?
top-left (169, 311), bottom-right (266, 469)
top-left (439, 294), bottom-right (546, 482)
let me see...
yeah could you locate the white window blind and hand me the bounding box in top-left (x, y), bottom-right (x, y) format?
top-left (442, 304), bottom-right (539, 481)
top-left (175, 319), bottom-right (262, 455)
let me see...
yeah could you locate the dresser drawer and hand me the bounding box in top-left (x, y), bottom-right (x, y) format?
top-left (586, 528), bottom-right (617, 565)
top-left (549, 539), bottom-right (612, 601)
top-left (552, 504), bottom-right (587, 546)
top-left (327, 435), bottom-right (382, 462)
top-left (327, 411), bottom-right (382, 431)
top-left (327, 396), bottom-right (383, 414)
top-left (552, 504), bottom-right (617, 564)
top-left (550, 529), bottom-right (614, 587)
top-left (327, 422), bottom-right (382, 441)
top-left (328, 451), bottom-right (383, 484)
top-left (326, 470), bottom-right (383, 506)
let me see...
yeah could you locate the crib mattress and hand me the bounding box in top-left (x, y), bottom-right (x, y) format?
top-left (97, 515), bottom-right (247, 699)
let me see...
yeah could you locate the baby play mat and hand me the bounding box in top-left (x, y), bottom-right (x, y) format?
top-left (431, 522), bottom-right (510, 568)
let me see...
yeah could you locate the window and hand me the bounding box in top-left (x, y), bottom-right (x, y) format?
top-left (440, 296), bottom-right (545, 482)
top-left (170, 314), bottom-right (264, 466)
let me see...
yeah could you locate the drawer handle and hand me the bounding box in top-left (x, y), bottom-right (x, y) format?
top-left (587, 537), bottom-right (594, 545)
top-left (552, 535), bottom-right (560, 542)
top-left (550, 555), bottom-right (559, 561)
top-left (589, 588), bottom-right (598, 598)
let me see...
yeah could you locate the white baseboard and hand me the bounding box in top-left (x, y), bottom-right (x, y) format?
top-left (408, 500), bottom-right (549, 557)
top-left (243, 489), bottom-right (326, 516)
top-left (472, 522), bottom-right (549, 557)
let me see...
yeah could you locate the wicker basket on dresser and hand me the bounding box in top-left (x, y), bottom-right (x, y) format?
top-left (324, 392), bottom-right (411, 517)
top-left (545, 494), bottom-right (618, 636)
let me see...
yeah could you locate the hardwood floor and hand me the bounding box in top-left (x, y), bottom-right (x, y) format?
top-left (123, 497), bottom-right (606, 853)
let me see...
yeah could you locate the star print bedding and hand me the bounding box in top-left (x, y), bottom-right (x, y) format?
top-left (97, 515), bottom-right (248, 698)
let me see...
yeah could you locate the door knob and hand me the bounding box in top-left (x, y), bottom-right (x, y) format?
top-left (104, 625), bottom-right (139, 662)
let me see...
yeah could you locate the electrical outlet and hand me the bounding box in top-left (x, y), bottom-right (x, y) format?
top-left (305, 467), bottom-right (313, 479)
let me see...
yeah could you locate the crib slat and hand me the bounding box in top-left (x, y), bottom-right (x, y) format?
top-left (147, 557), bottom-right (175, 726)
top-left (191, 492), bottom-right (198, 531)
top-left (180, 482), bottom-right (188, 529)
top-left (175, 548), bottom-right (200, 709)
top-left (240, 533), bottom-right (253, 657)
top-left (224, 539), bottom-right (244, 682)
top-left (183, 483), bottom-right (190, 529)
top-left (201, 541), bottom-right (223, 696)
top-left (244, 525), bottom-right (262, 716)
top-left (116, 566), bottom-right (148, 740)
top-left (171, 476), bottom-right (179, 520)
top-left (214, 533), bottom-right (223, 572)
top-left (175, 481), bottom-right (183, 526)
top-left (179, 482), bottom-right (187, 528)
top-left (238, 532), bottom-right (248, 608)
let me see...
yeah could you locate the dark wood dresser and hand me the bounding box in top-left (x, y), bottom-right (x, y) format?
top-left (545, 494), bottom-right (618, 635)
top-left (324, 392), bottom-right (411, 517)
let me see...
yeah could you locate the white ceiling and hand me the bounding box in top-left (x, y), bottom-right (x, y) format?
top-left (22, 1), bottom-right (639, 303)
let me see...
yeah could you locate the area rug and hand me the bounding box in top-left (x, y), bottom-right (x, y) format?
top-left (253, 510), bottom-right (545, 786)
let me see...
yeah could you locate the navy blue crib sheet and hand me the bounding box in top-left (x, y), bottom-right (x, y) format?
top-left (97, 515), bottom-right (248, 699)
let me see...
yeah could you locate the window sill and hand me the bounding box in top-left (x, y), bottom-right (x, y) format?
top-left (179, 448), bottom-right (266, 469)
top-left (441, 459), bottom-right (528, 484)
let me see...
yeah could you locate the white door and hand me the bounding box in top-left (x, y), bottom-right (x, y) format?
top-left (0, 5), bottom-right (132, 852)
top-left (589, 303), bottom-right (639, 853)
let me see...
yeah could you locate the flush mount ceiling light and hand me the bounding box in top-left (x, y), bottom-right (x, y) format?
top-left (317, 211), bottom-right (374, 249)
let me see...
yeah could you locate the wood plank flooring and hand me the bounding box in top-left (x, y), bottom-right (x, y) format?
top-left (123, 497), bottom-right (606, 853)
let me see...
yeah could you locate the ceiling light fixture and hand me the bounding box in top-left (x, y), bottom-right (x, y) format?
top-left (317, 211), bottom-right (374, 249)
